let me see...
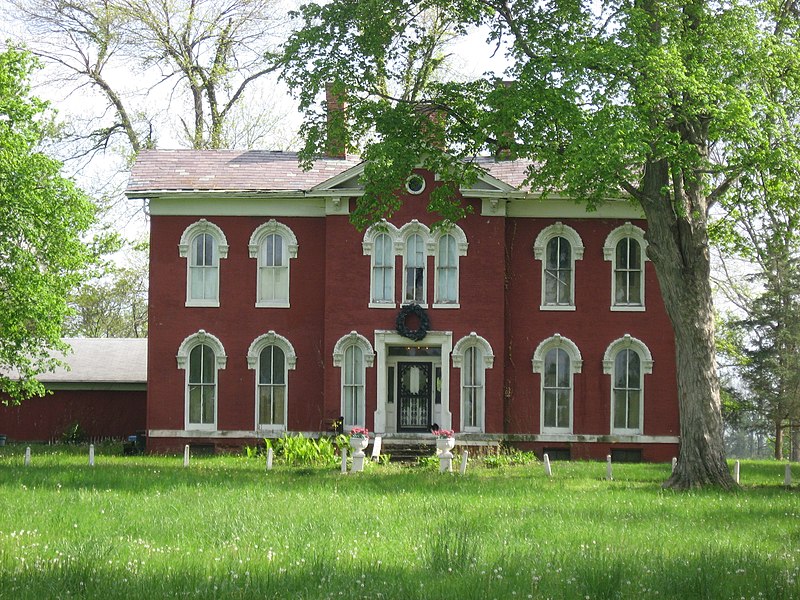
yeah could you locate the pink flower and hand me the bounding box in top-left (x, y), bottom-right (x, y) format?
top-left (349, 427), bottom-right (369, 438)
top-left (433, 429), bottom-right (454, 439)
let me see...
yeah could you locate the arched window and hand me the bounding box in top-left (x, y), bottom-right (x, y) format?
top-left (603, 335), bottom-right (653, 434)
top-left (533, 223), bottom-right (584, 310)
top-left (604, 223), bottom-right (648, 311)
top-left (333, 332), bottom-right (375, 429)
top-left (177, 330), bottom-right (227, 430)
top-left (249, 220), bottom-right (298, 308)
top-left (247, 332), bottom-right (297, 430)
top-left (363, 222), bottom-right (399, 308)
top-left (179, 220), bottom-right (229, 307)
top-left (372, 233), bottom-right (395, 303)
top-left (532, 335), bottom-right (583, 434)
top-left (257, 345), bottom-right (286, 428)
top-left (433, 225), bottom-right (468, 306)
top-left (452, 333), bottom-right (494, 433)
top-left (405, 233), bottom-right (426, 303)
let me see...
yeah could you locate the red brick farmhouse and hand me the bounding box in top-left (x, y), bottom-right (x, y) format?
top-left (126, 149), bottom-right (679, 461)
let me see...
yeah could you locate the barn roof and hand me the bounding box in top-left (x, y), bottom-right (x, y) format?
top-left (33, 338), bottom-right (147, 386)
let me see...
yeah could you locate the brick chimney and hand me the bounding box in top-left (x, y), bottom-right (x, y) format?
top-left (325, 83), bottom-right (348, 159)
top-left (494, 81), bottom-right (516, 161)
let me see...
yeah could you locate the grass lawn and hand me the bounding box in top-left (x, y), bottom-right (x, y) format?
top-left (0, 445), bottom-right (798, 599)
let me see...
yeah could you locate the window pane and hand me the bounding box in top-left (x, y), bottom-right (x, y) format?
top-left (189, 345), bottom-right (203, 383)
top-left (628, 390), bottom-right (640, 429)
top-left (557, 349), bottom-right (570, 388)
top-left (273, 386), bottom-right (285, 424)
top-left (558, 275), bottom-right (571, 304)
top-left (546, 238), bottom-right (559, 269)
top-left (204, 269), bottom-right (217, 300)
top-left (544, 349), bottom-right (558, 387)
top-left (202, 385), bottom-right (215, 423)
top-left (614, 391), bottom-right (628, 429)
top-left (558, 238), bottom-right (571, 268)
top-left (616, 239), bottom-right (629, 269)
top-left (628, 273), bottom-right (642, 304)
top-left (615, 271), bottom-right (628, 304)
top-left (189, 385), bottom-right (202, 423)
top-left (628, 351), bottom-right (640, 383)
top-left (272, 347), bottom-right (285, 384)
top-left (557, 389), bottom-right (570, 428)
top-left (629, 239), bottom-right (641, 268)
top-left (259, 347), bottom-right (273, 384)
top-left (615, 351), bottom-right (629, 388)
top-left (201, 345), bottom-right (215, 383)
top-left (544, 390), bottom-right (556, 428)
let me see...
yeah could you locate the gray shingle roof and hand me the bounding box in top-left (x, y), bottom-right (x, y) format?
top-left (34, 338), bottom-right (147, 385)
top-left (126, 149), bottom-right (534, 194)
top-left (127, 150), bottom-right (362, 193)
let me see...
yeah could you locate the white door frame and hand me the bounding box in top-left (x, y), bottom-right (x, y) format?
top-left (373, 330), bottom-right (452, 434)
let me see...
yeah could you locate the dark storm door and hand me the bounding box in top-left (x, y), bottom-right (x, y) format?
top-left (397, 362), bottom-right (432, 432)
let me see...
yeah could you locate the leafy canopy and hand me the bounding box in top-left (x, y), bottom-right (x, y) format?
top-left (0, 44), bottom-right (96, 404)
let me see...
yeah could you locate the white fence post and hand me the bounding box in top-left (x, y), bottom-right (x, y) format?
top-left (89, 444), bottom-right (95, 467)
top-left (183, 444), bottom-right (190, 468)
top-left (671, 457), bottom-right (677, 473)
top-left (459, 450), bottom-right (469, 476)
top-left (266, 447), bottom-right (273, 471)
top-left (543, 453), bottom-right (552, 477)
top-left (340, 448), bottom-right (348, 474)
top-left (606, 454), bottom-right (613, 481)
top-left (24, 447), bottom-right (31, 467)
top-left (733, 460), bottom-right (740, 484)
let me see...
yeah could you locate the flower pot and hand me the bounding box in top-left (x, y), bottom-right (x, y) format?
top-left (350, 436), bottom-right (368, 453)
top-left (436, 437), bottom-right (455, 453)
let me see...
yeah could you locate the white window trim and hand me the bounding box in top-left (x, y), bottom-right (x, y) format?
top-left (533, 222), bottom-right (584, 311)
top-left (603, 334), bottom-right (653, 435)
top-left (247, 331), bottom-right (297, 431)
top-left (532, 334), bottom-right (583, 434)
top-left (603, 222), bottom-right (649, 311)
top-left (399, 220), bottom-right (432, 307)
top-left (249, 220), bottom-right (298, 309)
top-left (333, 332), bottom-right (375, 430)
top-left (452, 332), bottom-right (494, 433)
top-left (179, 219), bottom-right (229, 308)
top-left (432, 224), bottom-right (468, 308)
top-left (363, 221), bottom-right (400, 308)
top-left (177, 330), bottom-right (228, 431)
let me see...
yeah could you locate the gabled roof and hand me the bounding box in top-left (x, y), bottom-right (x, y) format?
top-left (127, 150), bottom-right (362, 194)
top-left (126, 149), bottom-right (535, 195)
top-left (27, 338), bottom-right (147, 386)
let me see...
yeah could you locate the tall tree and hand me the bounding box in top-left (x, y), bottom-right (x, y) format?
top-left (0, 45), bottom-right (96, 404)
top-left (6, 0), bottom-right (289, 154)
top-left (283, 0), bottom-right (800, 488)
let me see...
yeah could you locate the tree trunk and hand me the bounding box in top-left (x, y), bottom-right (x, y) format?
top-left (774, 422), bottom-right (784, 460)
top-left (638, 164), bottom-right (736, 490)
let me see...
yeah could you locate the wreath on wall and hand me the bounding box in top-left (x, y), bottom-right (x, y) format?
top-left (396, 303), bottom-right (430, 341)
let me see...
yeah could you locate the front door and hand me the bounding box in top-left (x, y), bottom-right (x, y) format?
top-left (397, 362), bottom-right (432, 432)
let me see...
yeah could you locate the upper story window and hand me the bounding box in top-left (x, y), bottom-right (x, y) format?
top-left (405, 233), bottom-right (427, 303)
top-left (604, 222), bottom-right (648, 311)
top-left (532, 334), bottom-right (583, 434)
top-left (433, 225), bottom-right (468, 307)
top-left (247, 332), bottom-right (297, 430)
top-left (603, 335), bottom-right (653, 434)
top-left (249, 220), bottom-right (298, 308)
top-left (179, 220), bottom-right (229, 307)
top-left (177, 330), bottom-right (228, 430)
top-left (452, 333), bottom-right (495, 433)
top-left (533, 222), bottom-right (584, 311)
top-left (363, 221), bottom-right (400, 308)
top-left (363, 220), bottom-right (467, 309)
top-left (333, 332), bottom-right (375, 429)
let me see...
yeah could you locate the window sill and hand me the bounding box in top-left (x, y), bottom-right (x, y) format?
top-left (256, 302), bottom-right (290, 309)
top-left (368, 302), bottom-right (397, 309)
top-left (541, 428), bottom-right (572, 435)
top-left (186, 301), bottom-right (220, 308)
top-left (539, 305), bottom-right (576, 311)
top-left (257, 425), bottom-right (286, 432)
top-left (432, 303), bottom-right (460, 309)
top-left (610, 305), bottom-right (646, 312)
top-left (612, 428), bottom-right (642, 435)
top-left (185, 424), bottom-right (217, 431)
